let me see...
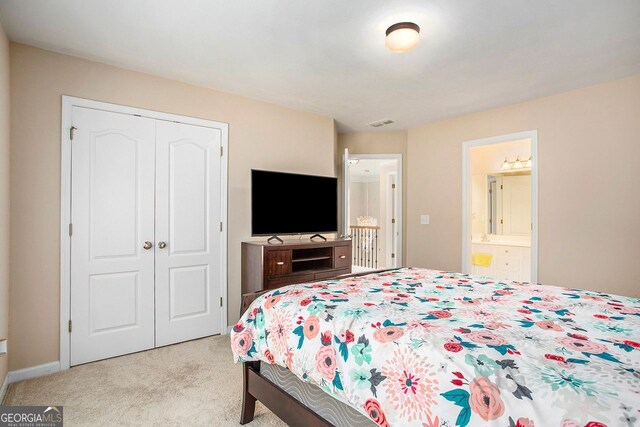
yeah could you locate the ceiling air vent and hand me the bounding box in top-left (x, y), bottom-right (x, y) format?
top-left (368, 118), bottom-right (395, 128)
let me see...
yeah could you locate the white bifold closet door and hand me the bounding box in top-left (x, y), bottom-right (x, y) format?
top-left (70, 106), bottom-right (222, 366)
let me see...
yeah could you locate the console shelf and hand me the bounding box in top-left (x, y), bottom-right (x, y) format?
top-left (291, 256), bottom-right (332, 262)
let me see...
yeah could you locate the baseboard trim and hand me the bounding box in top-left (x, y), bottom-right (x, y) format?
top-left (7, 361), bottom-right (60, 384)
top-left (0, 373), bottom-right (8, 404)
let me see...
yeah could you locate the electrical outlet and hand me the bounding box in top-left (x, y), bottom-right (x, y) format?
top-left (421, 214), bottom-right (430, 225)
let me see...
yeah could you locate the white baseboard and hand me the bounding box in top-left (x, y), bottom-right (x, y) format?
top-left (0, 373), bottom-right (8, 403)
top-left (7, 361), bottom-right (60, 384)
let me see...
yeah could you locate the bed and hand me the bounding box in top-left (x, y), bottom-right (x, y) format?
top-left (231, 267), bottom-right (640, 426)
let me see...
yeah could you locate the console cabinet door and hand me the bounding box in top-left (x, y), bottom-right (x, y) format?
top-left (265, 250), bottom-right (292, 277)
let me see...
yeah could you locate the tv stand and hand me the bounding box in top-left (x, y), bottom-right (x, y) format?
top-left (309, 233), bottom-right (327, 242)
top-left (266, 235), bottom-right (284, 244)
top-left (241, 239), bottom-right (352, 294)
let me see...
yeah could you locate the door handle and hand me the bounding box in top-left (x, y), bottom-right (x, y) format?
top-left (158, 241), bottom-right (167, 249)
top-left (339, 255), bottom-right (346, 259)
top-left (143, 241), bottom-right (153, 250)
top-left (276, 261), bottom-right (284, 266)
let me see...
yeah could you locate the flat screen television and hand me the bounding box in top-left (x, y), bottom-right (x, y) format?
top-left (251, 169), bottom-right (338, 236)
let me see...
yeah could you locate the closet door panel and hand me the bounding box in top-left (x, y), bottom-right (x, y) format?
top-left (155, 121), bottom-right (222, 346)
top-left (70, 107), bottom-right (156, 365)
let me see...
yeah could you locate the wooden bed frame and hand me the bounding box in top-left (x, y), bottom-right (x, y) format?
top-left (241, 361), bottom-right (333, 426)
top-left (239, 268), bottom-right (397, 426)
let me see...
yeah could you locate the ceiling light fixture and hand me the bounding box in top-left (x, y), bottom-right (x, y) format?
top-left (385, 22), bottom-right (420, 52)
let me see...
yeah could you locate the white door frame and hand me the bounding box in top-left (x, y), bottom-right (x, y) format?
top-left (345, 153), bottom-right (403, 267)
top-left (60, 96), bottom-right (229, 370)
top-left (461, 130), bottom-right (538, 283)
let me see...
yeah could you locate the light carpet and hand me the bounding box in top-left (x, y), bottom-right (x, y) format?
top-left (3, 335), bottom-right (286, 426)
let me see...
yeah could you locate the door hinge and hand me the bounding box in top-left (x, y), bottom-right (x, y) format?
top-left (391, 253), bottom-right (395, 259)
top-left (500, 219), bottom-right (503, 224)
top-left (391, 218), bottom-right (396, 224)
top-left (68, 223), bottom-right (73, 236)
top-left (220, 146), bottom-right (223, 157)
top-left (500, 184), bottom-right (503, 190)
top-left (70, 126), bottom-right (77, 141)
top-left (220, 297), bottom-right (223, 307)
top-left (391, 183), bottom-right (396, 189)
top-left (68, 320), bottom-right (72, 333)
top-left (220, 222), bottom-right (223, 232)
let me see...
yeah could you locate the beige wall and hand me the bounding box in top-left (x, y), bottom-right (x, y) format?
top-left (9, 43), bottom-right (335, 370)
top-left (0, 22), bottom-right (10, 387)
top-left (407, 75), bottom-right (640, 297)
top-left (337, 131), bottom-right (408, 265)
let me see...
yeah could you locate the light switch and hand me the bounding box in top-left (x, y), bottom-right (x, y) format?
top-left (420, 214), bottom-right (430, 225)
top-left (0, 338), bottom-right (7, 356)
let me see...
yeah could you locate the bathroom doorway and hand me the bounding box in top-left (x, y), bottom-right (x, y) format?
top-left (462, 131), bottom-right (538, 283)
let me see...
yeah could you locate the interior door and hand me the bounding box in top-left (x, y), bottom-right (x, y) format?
top-left (70, 107), bottom-right (156, 365)
top-left (155, 121), bottom-right (222, 346)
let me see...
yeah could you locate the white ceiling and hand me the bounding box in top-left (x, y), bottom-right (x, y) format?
top-left (1, 0), bottom-right (639, 132)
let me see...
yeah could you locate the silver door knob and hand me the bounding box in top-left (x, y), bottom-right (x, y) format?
top-left (158, 241), bottom-right (167, 249)
top-left (143, 241), bottom-right (153, 250)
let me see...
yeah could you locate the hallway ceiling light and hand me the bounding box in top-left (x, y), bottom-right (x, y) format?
top-left (385, 22), bottom-right (420, 52)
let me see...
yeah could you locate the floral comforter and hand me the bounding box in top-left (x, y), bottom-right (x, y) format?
top-left (231, 268), bottom-right (640, 427)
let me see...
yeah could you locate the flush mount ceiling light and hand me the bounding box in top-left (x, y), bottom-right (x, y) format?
top-left (385, 22), bottom-right (420, 52)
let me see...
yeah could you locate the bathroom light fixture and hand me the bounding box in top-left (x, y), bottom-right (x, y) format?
top-left (513, 157), bottom-right (523, 169)
top-left (501, 156), bottom-right (532, 170)
top-left (385, 22), bottom-right (420, 52)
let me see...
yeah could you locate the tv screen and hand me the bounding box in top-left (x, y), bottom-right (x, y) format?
top-left (251, 170), bottom-right (338, 236)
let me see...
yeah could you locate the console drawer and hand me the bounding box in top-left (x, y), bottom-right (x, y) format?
top-left (334, 246), bottom-right (352, 269)
top-left (266, 273), bottom-right (314, 289)
top-left (314, 268), bottom-right (350, 280)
